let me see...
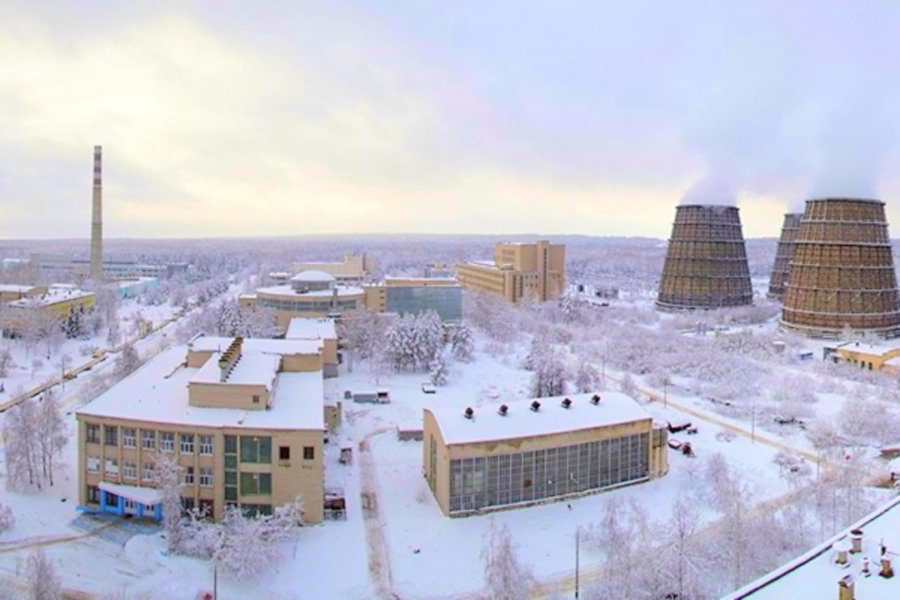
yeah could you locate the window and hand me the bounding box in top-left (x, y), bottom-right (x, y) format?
top-left (225, 455), bottom-right (237, 470)
top-left (142, 430), bottom-right (156, 451)
top-left (199, 499), bottom-right (214, 518)
top-left (199, 435), bottom-right (213, 456)
top-left (86, 424), bottom-right (100, 444)
top-left (200, 467), bottom-right (213, 487)
top-left (240, 503), bottom-right (272, 518)
top-left (252, 395), bottom-right (260, 404)
top-left (180, 434), bottom-right (195, 455)
top-left (279, 446), bottom-right (291, 464)
top-left (142, 461), bottom-right (155, 481)
top-left (183, 467), bottom-right (195, 486)
top-left (224, 435), bottom-right (237, 453)
top-left (104, 426), bottom-right (118, 447)
top-left (225, 487), bottom-right (238, 501)
top-left (105, 458), bottom-right (118, 476)
top-left (123, 460), bottom-right (137, 480)
top-left (303, 446), bottom-right (315, 460)
top-left (123, 428), bottom-right (136, 448)
top-left (182, 497), bottom-right (195, 512)
top-left (159, 432), bottom-right (175, 453)
top-left (240, 436), bottom-right (272, 464)
top-left (87, 485), bottom-right (100, 504)
top-left (87, 456), bottom-right (100, 474)
top-left (239, 472), bottom-right (272, 496)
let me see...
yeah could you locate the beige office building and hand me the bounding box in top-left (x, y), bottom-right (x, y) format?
top-left (456, 240), bottom-right (565, 303)
top-left (423, 392), bottom-right (668, 516)
top-left (291, 254), bottom-right (375, 284)
top-left (76, 336), bottom-right (331, 523)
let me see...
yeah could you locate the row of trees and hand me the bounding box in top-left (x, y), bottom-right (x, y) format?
top-left (3, 390), bottom-right (67, 491)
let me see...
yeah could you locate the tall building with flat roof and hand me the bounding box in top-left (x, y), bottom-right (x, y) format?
top-left (423, 391), bottom-right (668, 516)
top-left (75, 336), bottom-right (332, 523)
top-left (456, 240), bottom-right (566, 304)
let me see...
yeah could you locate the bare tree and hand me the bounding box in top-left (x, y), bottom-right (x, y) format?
top-left (4, 399), bottom-right (42, 491)
top-left (35, 390), bottom-right (67, 487)
top-left (0, 350), bottom-right (13, 378)
top-left (481, 520), bottom-right (534, 600)
top-left (25, 550), bottom-right (61, 600)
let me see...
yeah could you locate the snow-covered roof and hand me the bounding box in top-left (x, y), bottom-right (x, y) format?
top-left (428, 392), bottom-right (652, 446)
top-left (189, 352), bottom-right (280, 389)
top-left (726, 494), bottom-right (900, 599)
top-left (254, 284), bottom-right (363, 298)
top-left (837, 342), bottom-right (900, 356)
top-left (285, 318), bottom-right (337, 340)
top-left (7, 289), bottom-right (93, 308)
top-left (467, 260), bottom-right (499, 268)
top-left (189, 336), bottom-right (323, 355)
top-left (291, 270), bottom-right (336, 283)
top-left (77, 346), bottom-right (325, 431)
top-left (0, 284), bottom-right (37, 293)
top-left (99, 481), bottom-right (162, 505)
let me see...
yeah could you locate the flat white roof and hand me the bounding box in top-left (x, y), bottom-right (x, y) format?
top-left (838, 342), bottom-right (900, 356)
top-left (428, 392), bottom-right (652, 446)
top-left (8, 289), bottom-right (93, 308)
top-left (291, 270), bottom-right (336, 283)
top-left (189, 352), bottom-right (280, 389)
top-left (77, 346), bottom-right (325, 431)
top-left (189, 336), bottom-right (322, 355)
top-left (0, 284), bottom-right (37, 293)
top-left (286, 318), bottom-right (337, 340)
top-left (727, 495), bottom-right (900, 599)
top-left (98, 481), bottom-right (162, 505)
top-left (254, 284), bottom-right (363, 298)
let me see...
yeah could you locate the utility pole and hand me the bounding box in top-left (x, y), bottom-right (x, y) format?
top-left (663, 377), bottom-right (668, 408)
top-left (567, 503), bottom-right (580, 599)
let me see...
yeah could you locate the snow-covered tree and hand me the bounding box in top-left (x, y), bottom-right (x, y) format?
top-left (0, 503), bottom-right (15, 533)
top-left (4, 399), bottom-right (42, 491)
top-left (573, 360), bottom-right (600, 393)
top-left (25, 550), bottom-right (61, 600)
top-left (339, 309), bottom-right (387, 372)
top-left (213, 497), bottom-right (304, 580)
top-left (450, 322), bottom-right (475, 362)
top-left (530, 349), bottom-right (567, 398)
top-left (481, 521), bottom-right (534, 600)
top-left (429, 357), bottom-right (449, 386)
top-left (0, 350), bottom-right (12, 378)
top-left (155, 455), bottom-right (186, 554)
top-left (115, 345), bottom-right (141, 379)
top-left (36, 391), bottom-right (67, 487)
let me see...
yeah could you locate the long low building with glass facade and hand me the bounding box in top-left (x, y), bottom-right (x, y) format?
top-left (423, 392), bottom-right (668, 516)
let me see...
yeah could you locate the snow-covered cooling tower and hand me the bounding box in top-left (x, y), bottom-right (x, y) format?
top-left (781, 198), bottom-right (900, 338)
top-left (767, 212), bottom-right (803, 301)
top-left (656, 204), bottom-right (753, 310)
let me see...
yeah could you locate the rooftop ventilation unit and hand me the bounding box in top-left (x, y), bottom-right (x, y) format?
top-left (561, 398), bottom-right (572, 409)
top-left (590, 394), bottom-right (601, 405)
top-left (498, 404), bottom-right (508, 416)
top-left (530, 400), bottom-right (541, 412)
top-left (464, 407), bottom-right (474, 419)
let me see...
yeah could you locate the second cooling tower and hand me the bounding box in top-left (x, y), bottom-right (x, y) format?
top-left (656, 204), bottom-right (753, 310)
top-left (781, 198), bottom-right (900, 338)
top-left (767, 213), bottom-right (803, 300)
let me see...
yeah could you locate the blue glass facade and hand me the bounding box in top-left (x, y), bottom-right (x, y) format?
top-left (386, 286), bottom-right (462, 322)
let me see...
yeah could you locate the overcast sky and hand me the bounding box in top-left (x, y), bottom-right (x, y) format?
top-left (2, 1), bottom-right (900, 239)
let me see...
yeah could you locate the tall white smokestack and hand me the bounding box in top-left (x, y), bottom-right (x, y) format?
top-left (90, 145), bottom-right (103, 280)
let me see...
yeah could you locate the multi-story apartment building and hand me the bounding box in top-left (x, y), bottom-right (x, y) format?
top-left (423, 391), bottom-right (668, 516)
top-left (76, 336), bottom-right (330, 523)
top-left (456, 240), bottom-right (566, 304)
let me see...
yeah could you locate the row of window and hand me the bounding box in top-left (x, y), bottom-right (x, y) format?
top-left (85, 425), bottom-right (214, 456)
top-left (87, 457), bottom-right (214, 487)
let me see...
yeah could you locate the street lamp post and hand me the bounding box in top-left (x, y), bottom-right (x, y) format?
top-left (663, 377), bottom-right (668, 408)
top-left (567, 503), bottom-right (580, 599)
